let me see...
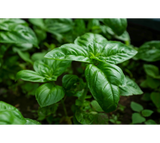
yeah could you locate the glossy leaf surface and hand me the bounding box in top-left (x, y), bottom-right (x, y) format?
top-left (16, 59), bottom-right (71, 82)
top-left (0, 24), bottom-right (38, 47)
top-left (91, 100), bottom-right (103, 112)
top-left (136, 41), bottom-right (160, 62)
top-left (119, 76), bottom-right (143, 96)
top-left (16, 70), bottom-right (47, 82)
top-left (0, 101), bottom-right (41, 128)
top-left (45, 33), bottom-right (137, 64)
top-left (35, 83), bottom-right (65, 107)
top-left (85, 63), bottom-right (124, 112)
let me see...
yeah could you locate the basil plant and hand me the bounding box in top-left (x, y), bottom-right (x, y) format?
top-left (16, 32), bottom-right (143, 115)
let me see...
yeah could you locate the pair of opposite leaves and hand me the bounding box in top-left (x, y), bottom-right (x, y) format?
top-left (17, 33), bottom-right (138, 113)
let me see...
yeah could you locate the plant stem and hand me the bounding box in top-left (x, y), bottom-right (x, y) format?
top-left (80, 85), bottom-right (88, 104)
top-left (61, 99), bottom-right (68, 117)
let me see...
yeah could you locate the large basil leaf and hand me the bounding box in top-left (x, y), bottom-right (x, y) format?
top-left (144, 64), bottom-right (160, 79)
top-left (0, 23), bottom-right (38, 47)
top-left (16, 59), bottom-right (71, 82)
top-left (0, 101), bottom-right (24, 120)
top-left (136, 41), bottom-right (160, 62)
top-left (102, 19), bottom-right (127, 35)
top-left (85, 63), bottom-right (124, 113)
top-left (0, 101), bottom-right (41, 128)
top-left (45, 33), bottom-right (137, 64)
top-left (35, 83), bottom-right (65, 107)
top-left (119, 76), bottom-right (143, 96)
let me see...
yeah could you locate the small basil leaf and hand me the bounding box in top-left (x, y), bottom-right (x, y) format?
top-left (35, 83), bottom-right (65, 107)
top-left (150, 92), bottom-right (160, 109)
top-left (130, 101), bottom-right (143, 112)
top-left (145, 119), bottom-right (156, 124)
top-left (16, 70), bottom-right (47, 82)
top-left (136, 41), bottom-right (160, 62)
top-left (141, 110), bottom-right (153, 117)
top-left (146, 76), bottom-right (160, 89)
top-left (141, 93), bottom-right (151, 101)
top-left (119, 76), bottom-right (143, 96)
top-left (102, 18), bottom-right (127, 35)
top-left (85, 64), bottom-right (120, 113)
top-left (144, 64), bottom-right (160, 79)
top-left (33, 59), bottom-right (71, 80)
top-left (132, 113), bottom-right (146, 124)
top-left (62, 74), bottom-right (79, 89)
top-left (31, 52), bottom-right (47, 61)
top-left (29, 18), bottom-right (46, 30)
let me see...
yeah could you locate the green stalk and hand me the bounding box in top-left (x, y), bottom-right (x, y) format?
top-left (61, 99), bottom-right (68, 117)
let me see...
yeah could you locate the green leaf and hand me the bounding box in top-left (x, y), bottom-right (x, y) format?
top-left (33, 59), bottom-right (71, 81)
top-left (119, 76), bottom-right (143, 96)
top-left (29, 18), bottom-right (46, 30)
top-left (0, 24), bottom-right (38, 47)
top-left (85, 62), bottom-right (124, 113)
top-left (25, 118), bottom-right (41, 125)
top-left (141, 110), bottom-right (153, 117)
top-left (16, 70), bottom-right (47, 82)
top-left (35, 83), bottom-right (65, 107)
top-left (16, 59), bottom-right (71, 82)
top-left (0, 101), bottom-right (24, 120)
top-left (16, 49), bottom-right (33, 64)
top-left (31, 52), bottom-right (46, 61)
top-left (45, 33), bottom-right (137, 64)
top-left (91, 100), bottom-right (103, 112)
top-left (130, 101), bottom-right (143, 112)
top-left (75, 110), bottom-right (95, 124)
top-left (0, 101), bottom-right (26, 124)
top-left (102, 19), bottom-right (127, 35)
top-left (144, 64), bottom-right (160, 79)
top-left (141, 93), bottom-right (151, 101)
top-left (146, 76), bottom-right (160, 89)
top-left (145, 119), bottom-right (156, 124)
top-left (62, 74), bottom-right (79, 89)
top-left (140, 80), bottom-right (149, 88)
top-left (150, 92), bottom-right (160, 109)
top-left (92, 113), bottom-right (108, 124)
top-left (136, 41), bottom-right (160, 62)
top-left (114, 31), bottom-right (130, 43)
top-left (132, 113), bottom-right (146, 124)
